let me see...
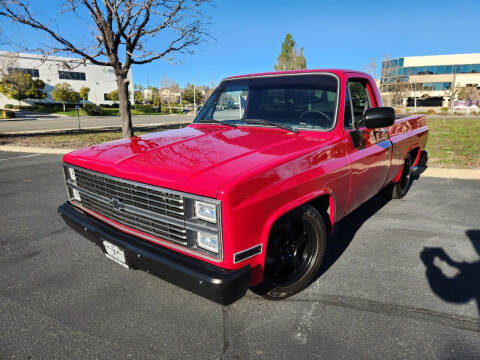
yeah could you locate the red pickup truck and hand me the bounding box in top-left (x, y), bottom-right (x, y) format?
top-left (59, 69), bottom-right (428, 305)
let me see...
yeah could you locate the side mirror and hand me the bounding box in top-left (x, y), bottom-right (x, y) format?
top-left (365, 107), bottom-right (395, 129)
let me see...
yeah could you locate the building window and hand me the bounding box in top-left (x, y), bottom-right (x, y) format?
top-left (8, 67), bottom-right (39, 77)
top-left (104, 93), bottom-right (112, 101)
top-left (418, 82), bottom-right (451, 91)
top-left (58, 71), bottom-right (86, 80)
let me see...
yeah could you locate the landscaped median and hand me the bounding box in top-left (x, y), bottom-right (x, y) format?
top-left (0, 123), bottom-right (188, 149)
top-left (426, 117), bottom-right (480, 168)
top-left (0, 117), bottom-right (478, 177)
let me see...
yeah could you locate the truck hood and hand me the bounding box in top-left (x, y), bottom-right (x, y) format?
top-left (63, 124), bottom-right (326, 198)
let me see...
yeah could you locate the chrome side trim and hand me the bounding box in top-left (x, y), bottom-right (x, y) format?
top-left (233, 244), bottom-right (263, 264)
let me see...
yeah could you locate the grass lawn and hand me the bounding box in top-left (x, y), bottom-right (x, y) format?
top-left (1, 117), bottom-right (478, 169)
top-left (426, 117), bottom-right (480, 168)
top-left (31, 108), bottom-right (89, 116)
top-left (0, 124), bottom-right (187, 149)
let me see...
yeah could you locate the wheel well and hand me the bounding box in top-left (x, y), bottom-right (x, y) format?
top-left (307, 195), bottom-right (333, 234)
top-left (267, 195), bottom-right (334, 245)
top-left (409, 147), bottom-right (420, 165)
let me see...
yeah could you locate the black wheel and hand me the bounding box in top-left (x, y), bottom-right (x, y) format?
top-left (252, 204), bottom-right (327, 300)
top-left (388, 153), bottom-right (412, 199)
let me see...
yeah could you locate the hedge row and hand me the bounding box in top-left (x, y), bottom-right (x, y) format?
top-left (1, 109), bottom-right (16, 118)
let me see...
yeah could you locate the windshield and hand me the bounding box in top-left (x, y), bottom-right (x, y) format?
top-left (195, 74), bottom-right (339, 131)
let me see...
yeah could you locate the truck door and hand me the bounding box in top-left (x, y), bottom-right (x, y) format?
top-left (344, 78), bottom-right (392, 213)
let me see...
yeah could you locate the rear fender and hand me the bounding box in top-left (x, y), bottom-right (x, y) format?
top-left (393, 145), bottom-right (420, 183)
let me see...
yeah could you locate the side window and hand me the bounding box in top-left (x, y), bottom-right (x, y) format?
top-left (348, 80), bottom-right (372, 128)
top-left (343, 85), bottom-right (353, 129)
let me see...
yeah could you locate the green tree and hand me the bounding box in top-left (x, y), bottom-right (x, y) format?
top-left (51, 82), bottom-right (77, 112)
top-left (0, 72), bottom-right (45, 107)
top-left (274, 33), bottom-right (307, 71)
top-left (79, 86), bottom-right (90, 106)
top-left (109, 89), bottom-right (119, 102)
top-left (109, 89), bottom-right (131, 103)
top-left (183, 86), bottom-right (203, 105)
top-left (134, 90), bottom-right (144, 104)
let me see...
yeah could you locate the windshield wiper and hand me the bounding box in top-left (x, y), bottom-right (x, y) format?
top-left (239, 118), bottom-right (299, 133)
top-left (197, 119), bottom-right (237, 128)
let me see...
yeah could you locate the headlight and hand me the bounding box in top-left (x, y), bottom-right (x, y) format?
top-left (68, 167), bottom-right (76, 181)
top-left (194, 201), bottom-right (217, 223)
top-left (71, 188), bottom-right (81, 202)
top-left (196, 231), bottom-right (218, 253)
top-left (64, 166), bottom-right (81, 202)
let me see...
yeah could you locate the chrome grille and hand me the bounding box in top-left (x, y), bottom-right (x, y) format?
top-left (73, 168), bottom-right (187, 245)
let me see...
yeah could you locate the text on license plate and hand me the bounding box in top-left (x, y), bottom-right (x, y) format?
top-left (102, 240), bottom-right (129, 268)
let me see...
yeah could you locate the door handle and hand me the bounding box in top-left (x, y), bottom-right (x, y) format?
top-left (374, 129), bottom-right (388, 135)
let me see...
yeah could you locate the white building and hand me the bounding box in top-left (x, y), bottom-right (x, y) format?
top-left (0, 51), bottom-right (133, 107)
top-left (380, 53), bottom-right (480, 108)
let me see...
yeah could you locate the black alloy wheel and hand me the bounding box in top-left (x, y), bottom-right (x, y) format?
top-left (252, 204), bottom-right (327, 300)
top-left (392, 153), bottom-right (412, 199)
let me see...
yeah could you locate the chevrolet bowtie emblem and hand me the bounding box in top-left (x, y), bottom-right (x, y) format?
top-left (111, 198), bottom-right (125, 211)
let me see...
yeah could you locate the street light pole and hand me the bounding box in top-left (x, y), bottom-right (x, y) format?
top-left (193, 82), bottom-right (196, 116)
top-left (76, 105), bottom-right (81, 130)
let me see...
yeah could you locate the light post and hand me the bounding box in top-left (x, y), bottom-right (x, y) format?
top-left (75, 105), bottom-right (81, 130)
top-left (193, 82), bottom-right (196, 116)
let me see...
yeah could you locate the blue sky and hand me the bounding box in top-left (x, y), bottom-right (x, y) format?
top-left (1, 0), bottom-right (479, 88)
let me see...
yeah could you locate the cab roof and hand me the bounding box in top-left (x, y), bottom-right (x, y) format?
top-left (225, 69), bottom-right (366, 80)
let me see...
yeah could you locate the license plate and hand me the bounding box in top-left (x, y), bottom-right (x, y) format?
top-left (102, 240), bottom-right (129, 268)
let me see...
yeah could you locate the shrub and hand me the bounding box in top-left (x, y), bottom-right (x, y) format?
top-left (4, 104), bottom-right (14, 109)
top-left (440, 107), bottom-right (449, 113)
top-left (426, 109), bottom-right (437, 115)
top-left (84, 104), bottom-right (104, 116)
top-left (133, 104), bottom-right (154, 113)
top-left (1, 109), bottom-right (16, 118)
top-left (110, 103), bottom-right (119, 108)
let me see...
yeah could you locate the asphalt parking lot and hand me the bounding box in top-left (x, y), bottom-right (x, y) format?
top-left (1, 151), bottom-right (479, 359)
top-left (0, 114), bottom-right (193, 134)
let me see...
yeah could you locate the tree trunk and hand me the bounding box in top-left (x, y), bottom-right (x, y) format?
top-left (63, 101), bottom-right (66, 112)
top-left (116, 74), bottom-right (134, 137)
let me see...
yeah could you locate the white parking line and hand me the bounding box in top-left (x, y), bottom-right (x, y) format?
top-left (0, 153), bottom-right (42, 162)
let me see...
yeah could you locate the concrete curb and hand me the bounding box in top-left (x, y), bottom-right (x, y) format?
top-left (421, 167), bottom-right (480, 180)
top-left (0, 145), bottom-right (74, 154)
top-left (0, 120), bottom-right (191, 136)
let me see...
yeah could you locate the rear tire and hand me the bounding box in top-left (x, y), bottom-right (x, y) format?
top-left (384, 153), bottom-right (412, 199)
top-left (252, 204), bottom-right (327, 300)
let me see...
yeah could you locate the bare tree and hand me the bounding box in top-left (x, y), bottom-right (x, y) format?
top-left (362, 57), bottom-right (377, 80)
top-left (160, 76), bottom-right (179, 90)
top-left (0, 51), bottom-right (20, 78)
top-left (457, 86), bottom-right (480, 101)
top-left (444, 85), bottom-right (460, 112)
top-left (409, 83), bottom-right (425, 112)
top-left (0, 0), bottom-right (211, 137)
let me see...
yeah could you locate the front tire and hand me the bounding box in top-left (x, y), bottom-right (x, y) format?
top-left (252, 204), bottom-right (327, 300)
